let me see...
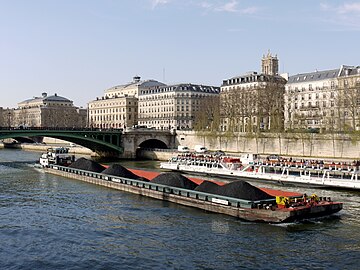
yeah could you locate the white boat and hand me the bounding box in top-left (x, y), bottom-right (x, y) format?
top-left (38, 147), bottom-right (75, 167)
top-left (160, 154), bottom-right (360, 190)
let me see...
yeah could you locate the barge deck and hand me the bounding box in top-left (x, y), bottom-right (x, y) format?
top-left (44, 165), bottom-right (343, 223)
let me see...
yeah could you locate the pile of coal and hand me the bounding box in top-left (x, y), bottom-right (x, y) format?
top-left (151, 172), bottom-right (198, 190)
top-left (194, 181), bottom-right (221, 194)
top-left (102, 164), bottom-right (149, 182)
top-left (68, 157), bottom-right (105, 173)
top-left (217, 180), bottom-right (274, 201)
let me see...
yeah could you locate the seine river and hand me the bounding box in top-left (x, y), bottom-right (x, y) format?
top-left (1, 149), bottom-right (360, 269)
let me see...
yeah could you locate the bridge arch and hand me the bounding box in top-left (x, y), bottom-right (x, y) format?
top-left (0, 129), bottom-right (123, 156)
top-left (138, 139), bottom-right (168, 149)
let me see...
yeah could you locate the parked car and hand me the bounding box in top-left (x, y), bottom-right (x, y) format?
top-left (194, 145), bottom-right (207, 153)
top-left (178, 146), bottom-right (190, 152)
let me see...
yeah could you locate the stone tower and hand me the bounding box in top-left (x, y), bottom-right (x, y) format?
top-left (262, 50), bottom-right (279, 76)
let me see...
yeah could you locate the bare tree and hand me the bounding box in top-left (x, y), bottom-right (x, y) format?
top-left (194, 95), bottom-right (220, 132)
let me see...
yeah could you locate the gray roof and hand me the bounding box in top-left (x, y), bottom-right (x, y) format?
top-left (288, 69), bottom-right (339, 83)
top-left (222, 72), bottom-right (286, 86)
top-left (44, 94), bottom-right (71, 102)
top-left (338, 65), bottom-right (360, 77)
top-left (106, 79), bottom-right (166, 92)
top-left (19, 93), bottom-right (72, 105)
top-left (140, 83), bottom-right (220, 95)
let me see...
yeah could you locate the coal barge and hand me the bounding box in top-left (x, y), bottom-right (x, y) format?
top-left (42, 161), bottom-right (343, 224)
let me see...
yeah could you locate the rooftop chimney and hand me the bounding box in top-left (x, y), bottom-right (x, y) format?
top-left (133, 76), bottom-right (141, 83)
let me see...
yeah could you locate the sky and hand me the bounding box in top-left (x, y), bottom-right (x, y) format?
top-left (1, 0), bottom-right (360, 108)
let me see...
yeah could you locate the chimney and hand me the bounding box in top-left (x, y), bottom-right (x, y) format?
top-left (133, 76), bottom-right (141, 83)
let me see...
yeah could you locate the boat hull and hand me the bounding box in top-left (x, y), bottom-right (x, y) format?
top-left (44, 165), bottom-right (343, 223)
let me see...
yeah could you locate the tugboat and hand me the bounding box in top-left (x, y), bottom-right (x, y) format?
top-left (39, 147), bottom-right (75, 167)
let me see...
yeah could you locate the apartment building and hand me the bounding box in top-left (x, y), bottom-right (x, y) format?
top-left (284, 65), bottom-right (360, 132)
top-left (220, 52), bottom-right (287, 132)
top-left (3, 93), bottom-right (87, 128)
top-left (88, 76), bottom-right (165, 129)
top-left (138, 83), bottom-right (220, 130)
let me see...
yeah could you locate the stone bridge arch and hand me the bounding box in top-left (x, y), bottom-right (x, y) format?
top-left (121, 130), bottom-right (176, 158)
top-left (138, 139), bottom-right (168, 149)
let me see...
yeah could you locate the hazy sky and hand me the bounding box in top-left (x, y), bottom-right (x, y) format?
top-left (1, 0), bottom-right (360, 108)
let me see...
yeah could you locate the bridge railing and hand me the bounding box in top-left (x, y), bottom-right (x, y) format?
top-left (0, 126), bottom-right (123, 132)
top-left (140, 147), bottom-right (177, 152)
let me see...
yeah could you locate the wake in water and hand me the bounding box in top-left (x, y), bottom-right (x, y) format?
top-left (0, 161), bottom-right (37, 167)
top-left (272, 213), bottom-right (342, 229)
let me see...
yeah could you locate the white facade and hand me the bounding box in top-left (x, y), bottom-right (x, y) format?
top-left (2, 93), bottom-right (87, 128)
top-left (285, 68), bottom-right (339, 131)
top-left (138, 84), bottom-right (220, 130)
top-left (88, 76), bottom-right (165, 129)
top-left (88, 96), bottom-right (138, 129)
top-left (285, 65), bottom-right (360, 132)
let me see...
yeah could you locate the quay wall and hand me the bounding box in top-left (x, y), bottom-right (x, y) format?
top-left (175, 131), bottom-right (360, 159)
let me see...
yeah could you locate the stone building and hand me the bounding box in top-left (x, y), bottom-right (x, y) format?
top-left (138, 83), bottom-right (220, 130)
top-left (220, 52), bottom-right (287, 132)
top-left (284, 65), bottom-right (360, 132)
top-left (3, 93), bottom-right (87, 128)
top-left (335, 65), bottom-right (360, 131)
top-left (0, 107), bottom-right (4, 127)
top-left (88, 76), bottom-right (165, 129)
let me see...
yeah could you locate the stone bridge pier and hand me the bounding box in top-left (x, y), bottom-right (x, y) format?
top-left (121, 130), bottom-right (176, 158)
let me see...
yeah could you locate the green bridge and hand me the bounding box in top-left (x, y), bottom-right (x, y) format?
top-left (0, 128), bottom-right (176, 158)
top-left (0, 128), bottom-right (123, 155)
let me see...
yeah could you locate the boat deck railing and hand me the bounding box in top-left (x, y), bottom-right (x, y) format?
top-left (254, 161), bottom-right (360, 171)
top-left (256, 162), bottom-right (359, 174)
top-left (50, 165), bottom-right (279, 209)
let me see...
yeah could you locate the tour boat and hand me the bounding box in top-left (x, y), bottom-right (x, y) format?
top-left (160, 154), bottom-right (360, 190)
top-left (38, 147), bottom-right (75, 167)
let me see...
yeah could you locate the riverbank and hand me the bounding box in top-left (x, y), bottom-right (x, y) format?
top-left (0, 141), bottom-right (95, 155)
top-left (2, 141), bottom-right (358, 164)
top-left (176, 131), bottom-right (360, 160)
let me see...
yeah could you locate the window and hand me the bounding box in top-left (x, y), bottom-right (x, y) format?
top-left (331, 81), bottom-right (335, 89)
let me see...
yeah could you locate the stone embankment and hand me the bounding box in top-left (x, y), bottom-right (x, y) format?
top-left (175, 131), bottom-right (360, 160)
top-left (0, 141), bottom-right (94, 155)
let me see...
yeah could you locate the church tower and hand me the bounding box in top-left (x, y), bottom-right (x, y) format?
top-left (262, 50), bottom-right (279, 76)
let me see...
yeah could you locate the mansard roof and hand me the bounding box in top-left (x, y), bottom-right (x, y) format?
top-left (105, 78), bottom-right (166, 93)
top-left (288, 69), bottom-right (339, 84)
top-left (19, 93), bottom-right (72, 106)
top-left (140, 83), bottom-right (220, 95)
top-left (338, 65), bottom-right (360, 77)
top-left (43, 94), bottom-right (71, 102)
top-left (222, 72), bottom-right (286, 86)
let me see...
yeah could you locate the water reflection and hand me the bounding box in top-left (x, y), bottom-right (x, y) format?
top-left (211, 220), bottom-right (230, 234)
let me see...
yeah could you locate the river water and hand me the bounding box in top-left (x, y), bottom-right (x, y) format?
top-left (1, 149), bottom-right (360, 270)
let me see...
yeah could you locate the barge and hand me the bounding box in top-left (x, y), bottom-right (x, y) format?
top-left (43, 164), bottom-right (343, 223)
